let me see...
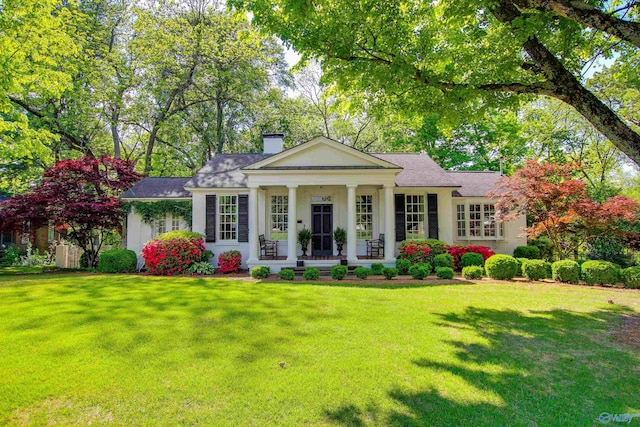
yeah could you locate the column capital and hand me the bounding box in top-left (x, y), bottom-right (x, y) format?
top-left (248, 185), bottom-right (260, 190)
top-left (287, 184), bottom-right (299, 189)
top-left (346, 184), bottom-right (358, 189)
top-left (383, 183), bottom-right (395, 189)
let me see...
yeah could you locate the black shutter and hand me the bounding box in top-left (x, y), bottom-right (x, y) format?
top-left (427, 193), bottom-right (439, 239)
top-left (394, 193), bottom-right (406, 242)
top-left (238, 194), bottom-right (249, 242)
top-left (205, 195), bottom-right (216, 242)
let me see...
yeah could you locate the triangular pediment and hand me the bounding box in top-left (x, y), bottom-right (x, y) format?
top-left (242, 136), bottom-right (401, 170)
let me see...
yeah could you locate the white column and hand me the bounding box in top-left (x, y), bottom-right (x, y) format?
top-left (384, 184), bottom-right (395, 262)
top-left (287, 185), bottom-right (298, 262)
top-left (248, 186), bottom-right (259, 263)
top-left (347, 184), bottom-right (357, 262)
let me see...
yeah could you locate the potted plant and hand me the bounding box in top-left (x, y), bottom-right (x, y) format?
top-left (332, 227), bottom-right (347, 256)
top-left (297, 227), bottom-right (312, 256)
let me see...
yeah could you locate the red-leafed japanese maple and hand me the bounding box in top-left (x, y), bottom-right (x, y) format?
top-left (488, 160), bottom-right (639, 259)
top-left (0, 156), bottom-right (142, 267)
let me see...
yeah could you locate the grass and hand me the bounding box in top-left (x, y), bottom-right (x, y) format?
top-left (0, 274), bottom-right (639, 426)
top-left (0, 265), bottom-right (57, 275)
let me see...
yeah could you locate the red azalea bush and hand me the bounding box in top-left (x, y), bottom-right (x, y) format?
top-left (398, 241), bottom-right (433, 264)
top-left (447, 246), bottom-right (496, 271)
top-left (142, 234), bottom-right (206, 276)
top-left (218, 250), bottom-right (242, 273)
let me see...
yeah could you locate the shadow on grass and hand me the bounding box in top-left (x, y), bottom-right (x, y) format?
top-left (325, 305), bottom-right (640, 426)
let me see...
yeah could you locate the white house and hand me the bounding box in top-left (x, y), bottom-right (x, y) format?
top-left (122, 135), bottom-right (526, 271)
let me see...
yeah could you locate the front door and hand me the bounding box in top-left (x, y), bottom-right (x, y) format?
top-left (312, 204), bottom-right (333, 256)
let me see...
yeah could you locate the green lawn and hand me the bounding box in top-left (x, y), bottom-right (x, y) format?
top-left (0, 274), bottom-right (639, 426)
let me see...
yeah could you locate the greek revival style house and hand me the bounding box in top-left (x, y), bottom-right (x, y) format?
top-left (122, 135), bottom-right (526, 271)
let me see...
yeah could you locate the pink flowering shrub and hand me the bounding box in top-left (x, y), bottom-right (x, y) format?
top-left (447, 245), bottom-right (496, 271)
top-left (142, 233), bottom-right (206, 276)
top-left (398, 241), bottom-right (432, 264)
top-left (218, 250), bottom-right (242, 273)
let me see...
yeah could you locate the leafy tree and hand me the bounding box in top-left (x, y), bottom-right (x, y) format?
top-left (489, 160), bottom-right (640, 259)
top-left (0, 156), bottom-right (142, 267)
top-left (238, 0), bottom-right (640, 165)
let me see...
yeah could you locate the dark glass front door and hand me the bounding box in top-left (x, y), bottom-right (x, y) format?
top-left (312, 204), bottom-right (333, 256)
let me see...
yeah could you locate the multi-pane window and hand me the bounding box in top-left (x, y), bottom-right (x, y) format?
top-left (405, 195), bottom-right (425, 240)
top-left (219, 195), bottom-right (237, 240)
top-left (456, 204), bottom-right (466, 237)
top-left (483, 204), bottom-right (496, 237)
top-left (151, 219), bottom-right (166, 238)
top-left (271, 195), bottom-right (288, 240)
top-left (469, 204), bottom-right (482, 237)
top-left (171, 215), bottom-right (180, 231)
top-left (356, 195), bottom-right (373, 239)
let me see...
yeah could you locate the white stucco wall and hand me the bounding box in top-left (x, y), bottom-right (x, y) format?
top-left (126, 210), bottom-right (191, 266)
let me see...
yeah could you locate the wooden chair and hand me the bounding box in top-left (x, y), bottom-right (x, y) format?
top-left (366, 233), bottom-right (384, 258)
top-left (259, 234), bottom-right (278, 258)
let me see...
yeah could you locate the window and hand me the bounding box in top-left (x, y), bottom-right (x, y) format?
top-left (151, 218), bottom-right (166, 238)
top-left (356, 195), bottom-right (373, 240)
top-left (47, 225), bottom-right (55, 242)
top-left (171, 215), bottom-right (180, 231)
top-left (405, 195), bottom-right (425, 240)
top-left (469, 204), bottom-right (481, 237)
top-left (218, 195), bottom-right (237, 240)
top-left (456, 204), bottom-right (466, 237)
top-left (484, 204), bottom-right (496, 237)
top-left (271, 195), bottom-right (288, 240)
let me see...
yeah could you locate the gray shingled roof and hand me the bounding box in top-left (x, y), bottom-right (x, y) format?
top-left (447, 171), bottom-right (502, 197)
top-left (122, 177), bottom-right (191, 199)
top-left (184, 154), bottom-right (272, 188)
top-left (372, 153), bottom-right (459, 187)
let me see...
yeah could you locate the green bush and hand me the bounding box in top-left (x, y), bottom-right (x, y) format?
top-left (395, 258), bottom-right (412, 275)
top-left (531, 237), bottom-right (555, 261)
top-left (485, 254), bottom-right (519, 280)
top-left (621, 267), bottom-right (640, 289)
top-left (371, 263), bottom-right (384, 275)
top-left (586, 235), bottom-right (634, 268)
top-left (97, 249), bottom-right (137, 273)
top-left (513, 245), bottom-right (541, 259)
top-left (0, 245), bottom-right (25, 267)
top-left (436, 267), bottom-right (454, 279)
top-left (80, 250), bottom-right (96, 268)
top-left (251, 266), bottom-right (270, 279)
top-left (408, 263), bottom-right (431, 280)
top-left (522, 259), bottom-right (547, 281)
top-left (353, 267), bottom-right (370, 280)
top-left (462, 266), bottom-right (483, 280)
top-left (544, 262), bottom-right (553, 279)
top-left (515, 258), bottom-right (530, 277)
top-left (433, 253), bottom-right (454, 269)
top-left (303, 267), bottom-right (320, 281)
top-left (330, 264), bottom-right (348, 280)
top-left (581, 260), bottom-right (621, 286)
top-left (278, 268), bottom-right (295, 281)
top-left (552, 260), bottom-right (581, 284)
top-left (186, 261), bottom-right (215, 275)
top-left (383, 267), bottom-right (398, 280)
top-left (155, 230), bottom-right (204, 241)
top-left (460, 252), bottom-right (484, 268)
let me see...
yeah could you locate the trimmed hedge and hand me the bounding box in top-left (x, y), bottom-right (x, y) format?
top-left (621, 267), bottom-right (640, 289)
top-left (155, 230), bottom-right (204, 241)
top-left (436, 267), bottom-right (454, 279)
top-left (251, 266), bottom-right (270, 279)
top-left (278, 269), bottom-right (295, 281)
top-left (544, 262), bottom-right (553, 279)
top-left (330, 265), bottom-right (348, 280)
top-left (485, 254), bottom-right (519, 280)
top-left (522, 259), bottom-right (547, 281)
top-left (433, 253), bottom-right (454, 269)
top-left (408, 263), bottom-right (432, 280)
top-left (461, 252), bottom-right (484, 268)
top-left (302, 267), bottom-right (320, 281)
top-left (354, 267), bottom-right (371, 280)
top-left (97, 249), bottom-right (137, 273)
top-left (552, 260), bottom-right (581, 284)
top-left (371, 263), bottom-right (385, 275)
top-left (581, 260), bottom-right (621, 286)
top-left (513, 245), bottom-right (541, 259)
top-left (383, 267), bottom-right (398, 280)
top-left (462, 266), bottom-right (483, 280)
top-left (396, 258), bottom-right (411, 275)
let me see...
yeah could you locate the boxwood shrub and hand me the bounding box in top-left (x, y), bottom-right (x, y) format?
top-left (371, 263), bottom-right (385, 275)
top-left (433, 253), bottom-right (454, 269)
top-left (395, 258), bottom-right (412, 275)
top-left (97, 249), bottom-right (137, 273)
top-left (353, 267), bottom-right (371, 280)
top-left (485, 254), bottom-right (519, 280)
top-left (462, 266), bottom-right (483, 280)
top-left (330, 264), bottom-right (348, 280)
top-left (460, 252), bottom-right (484, 268)
top-left (552, 260), bottom-right (581, 284)
top-left (581, 260), bottom-right (621, 286)
top-left (544, 262), bottom-right (553, 279)
top-left (522, 259), bottom-right (547, 281)
top-left (513, 245), bottom-right (541, 259)
top-left (302, 267), bottom-right (320, 281)
top-left (436, 266), bottom-right (454, 279)
top-left (278, 268), bottom-right (295, 281)
top-left (251, 266), bottom-right (270, 279)
top-left (621, 266), bottom-right (640, 289)
top-left (408, 262), bottom-right (431, 280)
top-left (383, 267), bottom-right (398, 280)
